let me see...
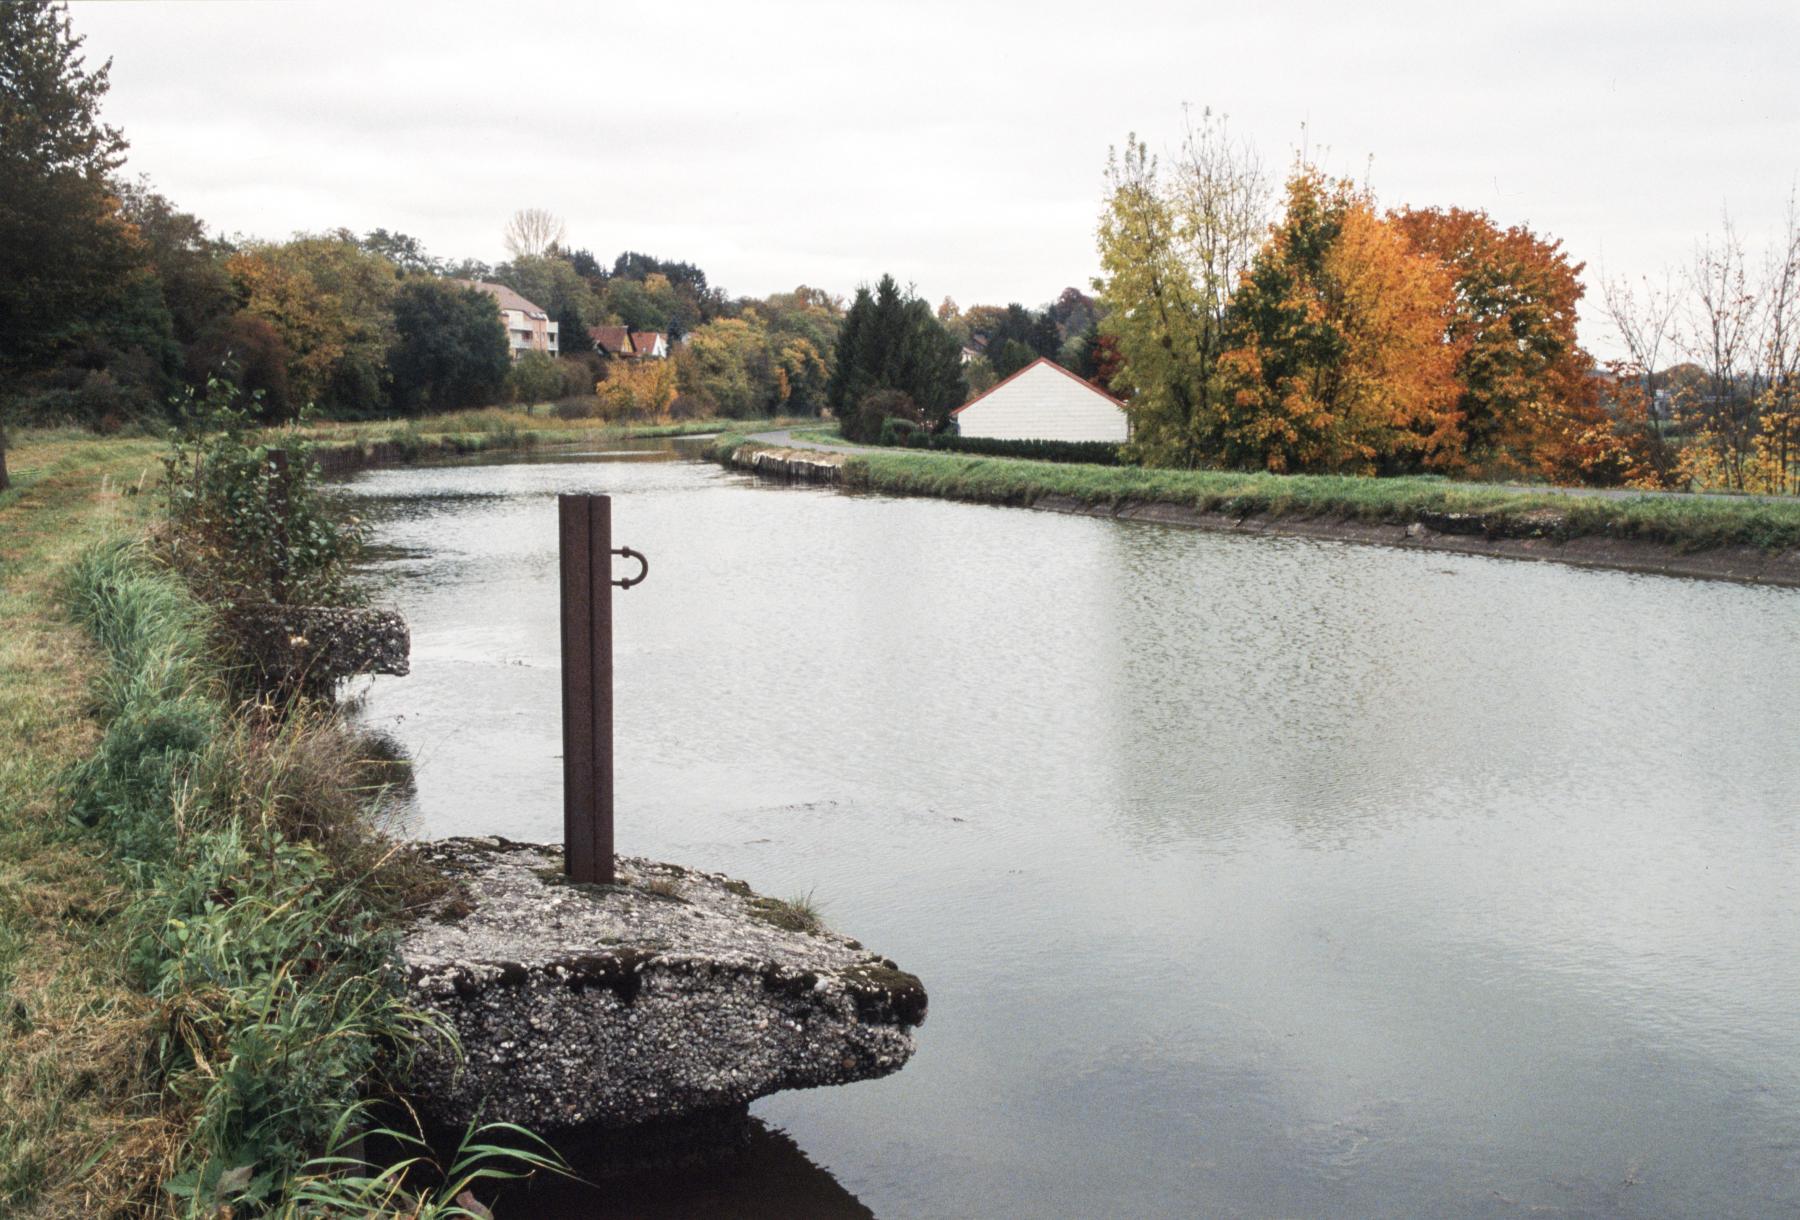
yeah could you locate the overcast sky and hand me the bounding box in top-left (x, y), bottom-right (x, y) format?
top-left (71, 0), bottom-right (1799, 356)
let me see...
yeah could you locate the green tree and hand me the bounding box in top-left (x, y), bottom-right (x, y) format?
top-left (988, 338), bottom-right (1039, 380)
top-left (389, 279), bottom-right (509, 413)
top-left (0, 0), bottom-right (141, 482)
top-left (187, 312), bottom-right (292, 420)
top-left (357, 228), bottom-right (439, 275)
top-left (118, 179), bottom-right (234, 346)
top-left (494, 254), bottom-right (599, 342)
top-left (827, 275), bottom-right (966, 439)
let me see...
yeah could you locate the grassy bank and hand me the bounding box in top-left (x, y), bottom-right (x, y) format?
top-left (0, 435), bottom-right (173, 1212)
top-left (0, 429), bottom-right (539, 1214)
top-left (712, 433), bottom-right (1800, 555)
top-left (273, 409), bottom-right (811, 474)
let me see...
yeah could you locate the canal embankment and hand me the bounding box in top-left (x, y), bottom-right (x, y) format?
top-left (712, 434), bottom-right (1800, 587)
top-left (0, 422), bottom-right (921, 1214)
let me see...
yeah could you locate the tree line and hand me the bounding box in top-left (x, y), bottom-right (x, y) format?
top-left (1093, 109), bottom-right (1800, 494)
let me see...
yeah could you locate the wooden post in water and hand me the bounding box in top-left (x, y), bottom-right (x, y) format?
top-left (559, 494), bottom-right (615, 885)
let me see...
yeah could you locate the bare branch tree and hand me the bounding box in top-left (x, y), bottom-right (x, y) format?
top-left (1754, 188), bottom-right (1800, 492)
top-left (502, 208), bottom-right (566, 260)
top-left (1170, 104), bottom-right (1271, 340)
top-left (1683, 211), bottom-right (1758, 486)
top-left (1602, 268), bottom-right (1679, 420)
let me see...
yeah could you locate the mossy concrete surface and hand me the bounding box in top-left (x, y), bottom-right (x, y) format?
top-left (398, 838), bottom-right (927, 1133)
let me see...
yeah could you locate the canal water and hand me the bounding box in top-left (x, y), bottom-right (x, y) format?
top-left (342, 440), bottom-right (1800, 1219)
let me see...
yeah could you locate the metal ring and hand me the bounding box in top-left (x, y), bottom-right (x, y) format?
top-left (611, 546), bottom-right (648, 589)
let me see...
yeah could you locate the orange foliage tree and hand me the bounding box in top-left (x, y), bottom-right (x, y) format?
top-left (1216, 167), bottom-right (1461, 474)
top-left (1391, 207), bottom-right (1604, 481)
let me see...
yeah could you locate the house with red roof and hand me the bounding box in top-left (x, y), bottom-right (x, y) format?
top-left (629, 331), bottom-right (669, 360)
top-left (585, 326), bottom-right (669, 360)
top-left (589, 325), bottom-right (634, 358)
top-left (952, 358), bottom-right (1129, 443)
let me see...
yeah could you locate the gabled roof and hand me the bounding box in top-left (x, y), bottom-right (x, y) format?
top-left (589, 325), bottom-right (633, 355)
top-left (452, 279), bottom-right (548, 319)
top-left (951, 357), bottom-right (1126, 415)
top-left (629, 331), bottom-right (667, 353)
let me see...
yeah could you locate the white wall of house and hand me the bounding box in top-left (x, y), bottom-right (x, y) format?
top-left (954, 360), bottom-right (1129, 443)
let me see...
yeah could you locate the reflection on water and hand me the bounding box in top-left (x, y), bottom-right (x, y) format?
top-left (501, 1117), bottom-right (874, 1219)
top-left (344, 443), bottom-right (1800, 1219)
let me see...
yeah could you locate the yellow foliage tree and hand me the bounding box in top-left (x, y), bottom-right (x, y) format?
top-left (594, 358), bottom-right (678, 421)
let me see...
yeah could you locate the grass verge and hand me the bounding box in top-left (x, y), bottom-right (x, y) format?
top-left (710, 434), bottom-right (1800, 554)
top-left (265, 410), bottom-right (815, 475)
top-left (0, 429), bottom-right (532, 1215)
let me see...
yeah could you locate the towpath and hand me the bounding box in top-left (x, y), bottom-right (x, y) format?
top-left (740, 428), bottom-right (1781, 503)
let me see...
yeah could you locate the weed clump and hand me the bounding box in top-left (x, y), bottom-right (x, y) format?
top-left (749, 891), bottom-right (826, 936)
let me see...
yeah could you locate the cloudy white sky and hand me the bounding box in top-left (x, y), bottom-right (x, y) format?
top-left (72, 0), bottom-right (1798, 356)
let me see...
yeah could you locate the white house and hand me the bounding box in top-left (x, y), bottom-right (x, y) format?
top-left (453, 280), bottom-right (559, 360)
top-left (952, 358), bottom-right (1129, 443)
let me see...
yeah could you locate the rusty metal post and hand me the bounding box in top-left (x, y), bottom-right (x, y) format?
top-left (559, 494), bottom-right (615, 884)
top-left (267, 448), bottom-right (290, 604)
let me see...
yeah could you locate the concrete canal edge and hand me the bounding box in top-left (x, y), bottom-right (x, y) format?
top-left (719, 440), bottom-right (1800, 589)
top-left (397, 838), bottom-right (926, 1159)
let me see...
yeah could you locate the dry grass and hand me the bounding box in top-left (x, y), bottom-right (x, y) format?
top-left (0, 432), bottom-right (187, 1215)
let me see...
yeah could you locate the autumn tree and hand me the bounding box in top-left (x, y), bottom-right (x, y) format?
top-left (1218, 167), bottom-right (1460, 474)
top-left (118, 180), bottom-right (234, 346)
top-left (1391, 206), bottom-right (1603, 480)
top-left (594, 358), bottom-right (677, 421)
top-left (228, 235), bottom-right (398, 415)
top-left (186, 312), bottom-right (292, 420)
top-left (503, 208), bottom-right (565, 259)
top-left (677, 317), bottom-right (773, 416)
top-left (1046, 287), bottom-right (1103, 343)
top-left (1094, 111), bottom-right (1269, 467)
top-left (606, 252), bottom-right (721, 337)
top-left (1659, 200), bottom-right (1800, 493)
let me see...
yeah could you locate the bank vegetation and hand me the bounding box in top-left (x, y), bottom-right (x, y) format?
top-left (0, 400), bottom-right (559, 1216)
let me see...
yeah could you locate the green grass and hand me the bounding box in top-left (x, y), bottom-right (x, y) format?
top-left (0, 429), bottom-right (553, 1215)
top-left (713, 434), bottom-right (1800, 554)
top-left (0, 431), bottom-right (180, 1213)
top-left (278, 410), bottom-right (812, 450)
top-left (787, 425), bottom-right (859, 447)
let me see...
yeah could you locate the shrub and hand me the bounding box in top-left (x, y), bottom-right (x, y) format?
top-left (667, 393), bottom-right (710, 421)
top-left (558, 352), bottom-right (602, 398)
top-left (847, 388), bottom-right (920, 443)
top-left (877, 416), bottom-right (923, 445)
top-left (506, 350), bottom-right (563, 406)
top-left (160, 378), bottom-right (366, 608)
top-left (886, 429), bottom-right (1124, 466)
